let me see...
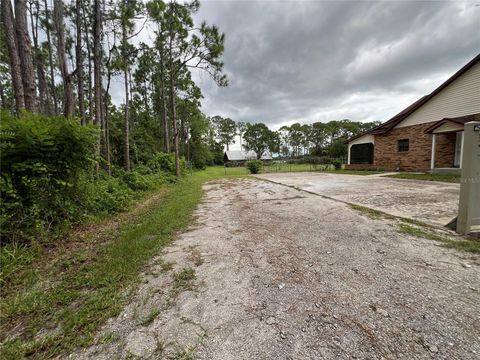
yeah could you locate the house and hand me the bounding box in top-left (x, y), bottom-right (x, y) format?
top-left (346, 54), bottom-right (480, 172)
top-left (223, 150), bottom-right (272, 166)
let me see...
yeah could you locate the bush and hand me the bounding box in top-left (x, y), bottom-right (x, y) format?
top-left (333, 161), bottom-right (342, 170)
top-left (122, 171), bottom-right (154, 191)
top-left (246, 160), bottom-right (263, 174)
top-left (0, 112), bottom-right (98, 243)
top-left (146, 152), bottom-right (186, 175)
top-left (86, 177), bottom-right (135, 214)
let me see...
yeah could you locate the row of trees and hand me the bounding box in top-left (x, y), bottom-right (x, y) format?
top-left (0, 0), bottom-right (227, 176)
top-left (209, 117), bottom-right (381, 159)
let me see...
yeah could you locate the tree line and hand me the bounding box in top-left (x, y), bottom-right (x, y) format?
top-left (210, 117), bottom-right (381, 159)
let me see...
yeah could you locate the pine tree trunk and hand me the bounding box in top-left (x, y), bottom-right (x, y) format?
top-left (15, 0), bottom-right (37, 112)
top-left (124, 64), bottom-right (130, 171)
top-left (122, 21), bottom-right (130, 171)
top-left (103, 68), bottom-right (112, 176)
top-left (30, 0), bottom-right (48, 114)
top-left (168, 26), bottom-right (180, 177)
top-left (0, 81), bottom-right (5, 109)
top-left (160, 49), bottom-right (169, 153)
top-left (76, 0), bottom-right (85, 124)
top-left (54, 0), bottom-right (74, 117)
top-left (93, 0), bottom-right (102, 127)
top-left (44, 0), bottom-right (58, 115)
top-left (1, 0), bottom-right (25, 112)
top-left (170, 75), bottom-right (179, 177)
top-left (82, 0), bottom-right (93, 123)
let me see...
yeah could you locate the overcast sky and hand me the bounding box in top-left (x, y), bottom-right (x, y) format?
top-left (184, 0), bottom-right (480, 130)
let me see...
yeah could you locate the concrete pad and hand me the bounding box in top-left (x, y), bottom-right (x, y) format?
top-left (256, 172), bottom-right (459, 226)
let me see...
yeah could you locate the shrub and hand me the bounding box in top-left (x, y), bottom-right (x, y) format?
top-left (146, 152), bottom-right (186, 175)
top-left (246, 160), bottom-right (263, 174)
top-left (122, 171), bottom-right (153, 191)
top-left (333, 161), bottom-right (342, 170)
top-left (0, 112), bottom-right (98, 244)
top-left (86, 177), bottom-right (135, 214)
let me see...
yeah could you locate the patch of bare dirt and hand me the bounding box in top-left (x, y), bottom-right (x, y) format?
top-left (69, 179), bottom-right (480, 359)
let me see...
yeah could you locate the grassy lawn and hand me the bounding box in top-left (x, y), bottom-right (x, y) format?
top-left (383, 172), bottom-right (460, 183)
top-left (225, 163), bottom-right (384, 176)
top-left (0, 166), bottom-right (244, 359)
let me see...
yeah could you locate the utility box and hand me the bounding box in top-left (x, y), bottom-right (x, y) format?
top-left (457, 121), bottom-right (480, 234)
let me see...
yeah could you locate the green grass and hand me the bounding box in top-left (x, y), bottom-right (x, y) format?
top-left (0, 166), bottom-right (245, 359)
top-left (141, 308), bottom-right (161, 326)
top-left (225, 163), bottom-right (383, 176)
top-left (349, 204), bottom-right (394, 220)
top-left (383, 172), bottom-right (460, 183)
top-left (167, 268), bottom-right (197, 306)
top-left (349, 204), bottom-right (479, 253)
top-left (398, 223), bottom-right (480, 253)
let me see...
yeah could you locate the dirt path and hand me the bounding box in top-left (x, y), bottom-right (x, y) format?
top-left (71, 179), bottom-right (480, 359)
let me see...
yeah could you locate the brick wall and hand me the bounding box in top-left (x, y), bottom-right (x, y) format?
top-left (372, 122), bottom-right (457, 171)
top-left (434, 132), bottom-right (456, 168)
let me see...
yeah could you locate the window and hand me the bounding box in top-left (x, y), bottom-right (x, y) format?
top-left (398, 139), bottom-right (409, 152)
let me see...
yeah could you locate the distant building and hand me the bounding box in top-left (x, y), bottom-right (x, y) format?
top-left (346, 54), bottom-right (480, 173)
top-left (224, 150), bottom-right (272, 166)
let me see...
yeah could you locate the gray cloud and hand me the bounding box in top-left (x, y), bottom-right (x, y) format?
top-left (190, 0), bottom-right (480, 128)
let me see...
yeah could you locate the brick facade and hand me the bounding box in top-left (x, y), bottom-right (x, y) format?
top-left (347, 122), bottom-right (458, 172)
top-left (434, 132), bottom-right (456, 168)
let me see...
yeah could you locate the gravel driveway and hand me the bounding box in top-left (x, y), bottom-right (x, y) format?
top-left (72, 179), bottom-right (479, 360)
top-left (256, 172), bottom-right (460, 227)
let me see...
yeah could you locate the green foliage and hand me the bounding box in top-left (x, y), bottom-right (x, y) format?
top-left (243, 123), bottom-right (277, 159)
top-left (0, 112), bottom-right (98, 243)
top-left (246, 160), bottom-right (263, 174)
top-left (147, 152), bottom-right (185, 175)
top-left (86, 177), bottom-right (136, 214)
top-left (211, 115), bottom-right (236, 150)
top-left (0, 112), bottom-right (181, 244)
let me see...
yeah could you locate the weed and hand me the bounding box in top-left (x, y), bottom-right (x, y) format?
top-left (383, 173), bottom-right (460, 183)
top-left (141, 308), bottom-right (160, 326)
top-left (159, 260), bottom-right (175, 272)
top-left (97, 332), bottom-right (119, 345)
top-left (349, 204), bottom-right (393, 220)
top-left (188, 247), bottom-right (204, 266)
top-left (165, 268), bottom-right (197, 308)
top-left (398, 224), bottom-right (480, 253)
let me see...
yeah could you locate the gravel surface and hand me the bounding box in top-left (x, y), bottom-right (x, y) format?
top-left (69, 179), bottom-right (479, 360)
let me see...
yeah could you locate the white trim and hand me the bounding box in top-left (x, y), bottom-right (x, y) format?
top-left (430, 134), bottom-right (436, 170)
top-left (459, 131), bottom-right (464, 169)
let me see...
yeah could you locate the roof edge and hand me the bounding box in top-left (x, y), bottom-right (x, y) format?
top-left (347, 53), bottom-right (480, 143)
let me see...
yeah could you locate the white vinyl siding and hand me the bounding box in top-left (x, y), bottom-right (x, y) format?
top-left (396, 62), bottom-right (480, 128)
top-left (432, 122), bottom-right (464, 134)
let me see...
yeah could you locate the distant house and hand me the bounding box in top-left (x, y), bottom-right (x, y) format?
top-left (346, 53), bottom-right (480, 172)
top-left (224, 150), bottom-right (272, 166)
